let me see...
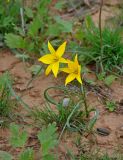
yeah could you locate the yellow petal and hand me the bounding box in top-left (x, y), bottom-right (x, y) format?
top-left (76, 65), bottom-right (82, 84)
top-left (59, 57), bottom-right (68, 63)
top-left (76, 75), bottom-right (82, 84)
top-left (65, 73), bottom-right (76, 85)
top-left (60, 68), bottom-right (71, 73)
top-left (48, 41), bottom-right (55, 54)
top-left (68, 61), bottom-right (76, 72)
top-left (78, 65), bottom-right (81, 73)
top-left (74, 54), bottom-right (79, 65)
top-left (38, 54), bottom-right (55, 64)
top-left (45, 64), bottom-right (53, 75)
top-left (67, 59), bottom-right (72, 63)
top-left (56, 41), bottom-right (67, 58)
top-left (52, 62), bottom-right (59, 78)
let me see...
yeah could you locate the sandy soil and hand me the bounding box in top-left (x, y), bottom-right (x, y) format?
top-left (0, 49), bottom-right (123, 159)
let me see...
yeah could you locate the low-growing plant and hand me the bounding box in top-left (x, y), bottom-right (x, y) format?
top-left (75, 16), bottom-right (123, 75)
top-left (0, 72), bottom-right (17, 128)
top-left (0, 123), bottom-right (33, 160)
top-left (38, 123), bottom-right (58, 160)
top-left (9, 123), bottom-right (28, 148)
top-left (104, 75), bottom-right (117, 86)
top-left (19, 148), bottom-right (34, 160)
top-left (32, 97), bottom-right (84, 130)
top-left (0, 151), bottom-right (13, 160)
top-left (105, 101), bottom-right (116, 112)
top-left (0, 123), bottom-right (58, 160)
top-left (0, 0), bottom-right (21, 46)
top-left (0, 73), bottom-right (13, 116)
top-left (5, 0), bottom-right (73, 56)
top-left (97, 73), bottom-right (117, 86)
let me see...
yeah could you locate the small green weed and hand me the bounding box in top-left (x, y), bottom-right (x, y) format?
top-left (0, 72), bottom-right (13, 117)
top-left (0, 151), bottom-right (13, 160)
top-left (97, 73), bottom-right (117, 86)
top-left (105, 101), bottom-right (116, 112)
top-left (9, 123), bottom-right (28, 148)
top-left (0, 0), bottom-right (21, 46)
top-left (0, 123), bottom-right (58, 160)
top-left (104, 75), bottom-right (117, 86)
top-left (0, 72), bottom-right (19, 128)
top-left (19, 148), bottom-right (34, 160)
top-left (38, 123), bottom-right (58, 160)
top-left (5, 0), bottom-right (73, 55)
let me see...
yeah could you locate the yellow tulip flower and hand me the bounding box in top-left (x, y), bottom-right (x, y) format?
top-left (61, 54), bottom-right (82, 85)
top-left (38, 41), bottom-right (67, 77)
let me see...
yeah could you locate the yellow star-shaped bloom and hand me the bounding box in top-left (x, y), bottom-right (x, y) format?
top-left (38, 41), bottom-right (67, 77)
top-left (61, 54), bottom-right (82, 85)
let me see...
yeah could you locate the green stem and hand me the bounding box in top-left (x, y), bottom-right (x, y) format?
top-left (81, 84), bottom-right (89, 118)
top-left (99, 0), bottom-right (103, 50)
top-left (99, 0), bottom-right (104, 73)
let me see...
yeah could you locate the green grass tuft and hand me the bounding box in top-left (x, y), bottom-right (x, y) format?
top-left (0, 72), bottom-right (16, 128)
top-left (77, 16), bottom-right (123, 75)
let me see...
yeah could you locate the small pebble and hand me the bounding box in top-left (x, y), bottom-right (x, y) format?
top-left (96, 127), bottom-right (111, 136)
top-left (119, 126), bottom-right (123, 131)
top-left (119, 99), bottom-right (123, 105)
top-left (62, 98), bottom-right (70, 107)
top-left (0, 42), bottom-right (4, 47)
